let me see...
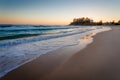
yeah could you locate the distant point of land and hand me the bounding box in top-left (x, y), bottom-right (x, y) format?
top-left (70, 17), bottom-right (120, 26)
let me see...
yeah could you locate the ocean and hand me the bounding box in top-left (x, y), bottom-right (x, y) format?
top-left (0, 25), bottom-right (111, 77)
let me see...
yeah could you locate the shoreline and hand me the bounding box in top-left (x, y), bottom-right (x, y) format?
top-left (0, 26), bottom-right (110, 78)
top-left (0, 41), bottom-right (85, 80)
top-left (1, 26), bottom-right (118, 80)
top-left (41, 26), bottom-right (120, 80)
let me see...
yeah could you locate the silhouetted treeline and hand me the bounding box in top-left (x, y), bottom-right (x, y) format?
top-left (70, 17), bottom-right (120, 26)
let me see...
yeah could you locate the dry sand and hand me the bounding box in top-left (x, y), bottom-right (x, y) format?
top-left (1, 26), bottom-right (120, 80)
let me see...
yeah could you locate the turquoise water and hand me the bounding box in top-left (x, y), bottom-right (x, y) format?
top-left (0, 25), bottom-right (87, 40)
top-left (0, 25), bottom-right (91, 47)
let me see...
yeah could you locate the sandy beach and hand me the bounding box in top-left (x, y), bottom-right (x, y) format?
top-left (1, 26), bottom-right (120, 80)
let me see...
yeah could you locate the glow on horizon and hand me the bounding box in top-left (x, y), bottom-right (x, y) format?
top-left (0, 0), bottom-right (120, 25)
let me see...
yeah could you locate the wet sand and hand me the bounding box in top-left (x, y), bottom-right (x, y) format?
top-left (1, 26), bottom-right (120, 80)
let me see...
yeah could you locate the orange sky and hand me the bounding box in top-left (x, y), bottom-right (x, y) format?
top-left (0, 0), bottom-right (120, 25)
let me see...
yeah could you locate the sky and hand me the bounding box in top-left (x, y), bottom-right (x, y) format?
top-left (0, 0), bottom-right (120, 25)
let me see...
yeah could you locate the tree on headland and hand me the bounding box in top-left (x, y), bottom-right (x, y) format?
top-left (70, 17), bottom-right (120, 26)
top-left (111, 20), bottom-right (115, 25)
top-left (96, 20), bottom-right (103, 25)
top-left (70, 17), bottom-right (93, 25)
top-left (118, 20), bottom-right (120, 25)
